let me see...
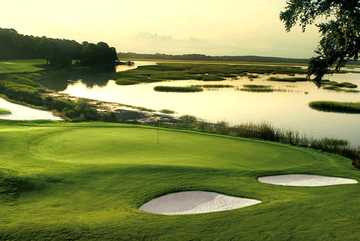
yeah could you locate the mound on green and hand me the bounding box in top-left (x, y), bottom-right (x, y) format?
top-left (0, 121), bottom-right (359, 241)
top-left (310, 101), bottom-right (360, 114)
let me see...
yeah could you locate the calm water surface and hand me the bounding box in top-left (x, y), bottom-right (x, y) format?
top-left (62, 63), bottom-right (360, 145)
top-left (116, 61), bottom-right (156, 72)
top-left (0, 98), bottom-right (62, 121)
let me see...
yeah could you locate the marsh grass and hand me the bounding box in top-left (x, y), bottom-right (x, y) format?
top-left (268, 77), bottom-right (308, 82)
top-left (114, 62), bottom-right (306, 85)
top-left (320, 80), bottom-right (359, 92)
top-left (239, 84), bottom-right (278, 92)
top-left (193, 84), bottom-right (234, 88)
top-left (115, 80), bottom-right (140, 85)
top-left (310, 101), bottom-right (360, 114)
top-left (154, 86), bottom-right (203, 92)
top-left (0, 108), bottom-right (11, 115)
top-left (165, 116), bottom-right (360, 166)
top-left (159, 109), bottom-right (175, 114)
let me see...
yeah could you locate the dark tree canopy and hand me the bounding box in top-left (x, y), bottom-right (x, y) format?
top-left (0, 28), bottom-right (118, 69)
top-left (281, 0), bottom-right (360, 82)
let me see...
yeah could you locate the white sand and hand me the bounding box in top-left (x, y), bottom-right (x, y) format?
top-left (258, 174), bottom-right (358, 187)
top-left (140, 191), bottom-right (261, 215)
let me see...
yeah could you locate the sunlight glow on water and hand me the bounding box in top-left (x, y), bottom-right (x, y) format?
top-left (0, 98), bottom-right (62, 121)
top-left (62, 66), bottom-right (360, 145)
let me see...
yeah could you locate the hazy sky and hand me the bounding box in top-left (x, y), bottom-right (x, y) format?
top-left (1, 0), bottom-right (320, 58)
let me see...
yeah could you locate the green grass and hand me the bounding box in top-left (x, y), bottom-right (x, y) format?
top-left (154, 85), bottom-right (203, 92)
top-left (310, 101), bottom-right (360, 114)
top-left (0, 108), bottom-right (11, 115)
top-left (0, 121), bottom-right (358, 241)
top-left (0, 59), bottom-right (46, 74)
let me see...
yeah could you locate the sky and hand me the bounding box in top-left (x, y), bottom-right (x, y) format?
top-left (0, 0), bottom-right (320, 58)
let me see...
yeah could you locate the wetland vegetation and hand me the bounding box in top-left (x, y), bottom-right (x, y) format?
top-left (1, 0), bottom-right (360, 240)
top-left (0, 108), bottom-right (10, 114)
top-left (310, 101), bottom-right (360, 114)
top-left (154, 85), bottom-right (203, 93)
top-left (240, 84), bottom-right (275, 92)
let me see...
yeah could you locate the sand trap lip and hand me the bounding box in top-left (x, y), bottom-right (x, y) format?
top-left (258, 174), bottom-right (358, 187)
top-left (140, 191), bottom-right (261, 215)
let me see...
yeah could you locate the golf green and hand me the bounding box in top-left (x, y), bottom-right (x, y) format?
top-left (0, 121), bottom-right (358, 241)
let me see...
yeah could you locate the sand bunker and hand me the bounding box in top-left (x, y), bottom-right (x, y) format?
top-left (140, 191), bottom-right (261, 215)
top-left (258, 174), bottom-right (358, 187)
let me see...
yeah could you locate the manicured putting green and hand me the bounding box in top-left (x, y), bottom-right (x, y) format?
top-left (0, 122), bottom-right (359, 241)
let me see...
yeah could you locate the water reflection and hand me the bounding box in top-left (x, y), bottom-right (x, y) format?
top-left (116, 61), bottom-right (156, 72)
top-left (62, 71), bottom-right (360, 145)
top-left (38, 61), bottom-right (156, 92)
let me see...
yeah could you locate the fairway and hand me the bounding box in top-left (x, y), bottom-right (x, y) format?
top-left (0, 121), bottom-right (359, 241)
top-left (0, 59), bottom-right (46, 74)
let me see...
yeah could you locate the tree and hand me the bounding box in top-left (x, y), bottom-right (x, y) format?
top-left (281, 0), bottom-right (360, 82)
top-left (0, 27), bottom-right (118, 70)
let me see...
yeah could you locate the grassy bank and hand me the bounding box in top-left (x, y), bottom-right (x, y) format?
top-left (320, 80), bottom-right (359, 92)
top-left (167, 116), bottom-right (360, 163)
top-left (310, 101), bottom-right (360, 114)
top-left (0, 121), bottom-right (359, 241)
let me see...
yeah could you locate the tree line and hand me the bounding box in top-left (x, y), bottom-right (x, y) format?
top-left (0, 28), bottom-right (118, 69)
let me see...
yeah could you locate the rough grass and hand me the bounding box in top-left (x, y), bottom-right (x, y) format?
top-left (154, 85), bottom-right (203, 92)
top-left (0, 121), bottom-right (359, 241)
top-left (310, 101), bottom-right (360, 114)
top-left (0, 108), bottom-right (11, 115)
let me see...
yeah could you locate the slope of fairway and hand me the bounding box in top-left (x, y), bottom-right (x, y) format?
top-left (0, 121), bottom-right (359, 241)
top-left (0, 59), bottom-right (46, 74)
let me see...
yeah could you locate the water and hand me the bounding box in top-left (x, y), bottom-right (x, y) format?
top-left (60, 62), bottom-right (360, 145)
top-left (0, 98), bottom-right (62, 121)
top-left (116, 61), bottom-right (156, 72)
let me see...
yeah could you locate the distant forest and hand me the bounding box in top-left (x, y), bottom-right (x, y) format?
top-left (0, 28), bottom-right (118, 68)
top-left (120, 52), bottom-right (360, 65)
